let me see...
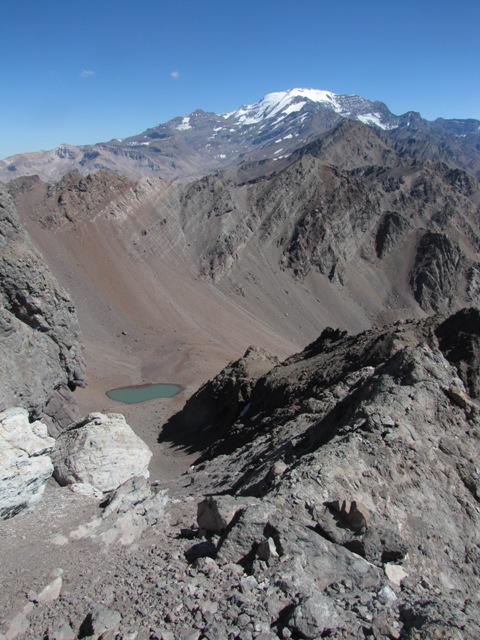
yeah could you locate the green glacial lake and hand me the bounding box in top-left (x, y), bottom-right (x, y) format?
top-left (106, 383), bottom-right (183, 404)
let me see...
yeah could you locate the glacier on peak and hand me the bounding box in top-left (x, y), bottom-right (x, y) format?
top-left (223, 88), bottom-right (343, 126)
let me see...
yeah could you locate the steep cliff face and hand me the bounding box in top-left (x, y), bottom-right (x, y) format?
top-left (0, 183), bottom-right (86, 435)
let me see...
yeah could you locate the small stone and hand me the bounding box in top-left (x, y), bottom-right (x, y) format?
top-left (328, 499), bottom-right (370, 531)
top-left (45, 621), bottom-right (76, 640)
top-left (256, 537), bottom-right (278, 561)
top-left (68, 482), bottom-right (103, 499)
top-left (200, 601), bottom-right (219, 617)
top-left (385, 564), bottom-right (408, 586)
top-left (197, 496), bottom-right (243, 533)
top-left (378, 584), bottom-right (397, 605)
top-left (237, 613), bottom-right (251, 628)
top-left (372, 613), bottom-right (400, 640)
top-left (29, 576), bottom-right (63, 604)
top-left (447, 384), bottom-right (469, 408)
top-left (79, 605), bottom-right (122, 638)
top-left (4, 602), bottom-right (34, 640)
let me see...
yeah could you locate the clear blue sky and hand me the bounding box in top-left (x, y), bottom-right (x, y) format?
top-left (1, 0), bottom-right (479, 159)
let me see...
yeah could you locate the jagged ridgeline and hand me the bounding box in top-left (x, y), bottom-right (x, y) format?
top-left (2, 88), bottom-right (480, 182)
top-left (8, 117), bottom-right (480, 331)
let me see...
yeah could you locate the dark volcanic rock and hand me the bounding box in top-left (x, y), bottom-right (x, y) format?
top-left (0, 183), bottom-right (85, 434)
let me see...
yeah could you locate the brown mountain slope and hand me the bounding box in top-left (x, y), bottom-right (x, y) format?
top-left (8, 171), bottom-right (300, 468)
top-left (6, 122), bottom-right (480, 461)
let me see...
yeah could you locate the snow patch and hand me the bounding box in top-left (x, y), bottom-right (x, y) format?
top-left (356, 112), bottom-right (393, 130)
top-left (283, 101), bottom-right (306, 115)
top-left (176, 117), bottom-right (192, 131)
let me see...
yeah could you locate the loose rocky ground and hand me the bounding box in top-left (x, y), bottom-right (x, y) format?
top-left (2, 310), bottom-right (480, 639)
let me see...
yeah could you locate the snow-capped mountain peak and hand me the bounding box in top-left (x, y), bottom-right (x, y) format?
top-left (222, 88), bottom-right (400, 132)
top-left (225, 88), bottom-right (343, 126)
top-left (2, 87), bottom-right (478, 184)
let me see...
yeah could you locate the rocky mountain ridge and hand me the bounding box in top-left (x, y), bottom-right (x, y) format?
top-left (0, 184), bottom-right (86, 435)
top-left (7, 118), bottom-right (480, 344)
top-left (2, 88), bottom-right (479, 183)
top-left (168, 308), bottom-right (480, 638)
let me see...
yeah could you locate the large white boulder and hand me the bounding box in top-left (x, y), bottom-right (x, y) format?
top-left (0, 407), bottom-right (55, 519)
top-left (53, 412), bottom-right (152, 492)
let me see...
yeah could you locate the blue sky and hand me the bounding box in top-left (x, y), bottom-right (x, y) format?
top-left (1, 0), bottom-right (479, 159)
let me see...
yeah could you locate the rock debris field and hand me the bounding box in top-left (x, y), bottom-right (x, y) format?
top-left (1, 309), bottom-right (480, 640)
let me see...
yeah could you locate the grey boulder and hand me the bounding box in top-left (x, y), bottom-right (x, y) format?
top-left (0, 407), bottom-right (55, 519)
top-left (53, 412), bottom-right (152, 492)
top-left (287, 595), bottom-right (343, 638)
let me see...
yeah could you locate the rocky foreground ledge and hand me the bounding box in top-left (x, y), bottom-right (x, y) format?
top-left (1, 310), bottom-right (480, 639)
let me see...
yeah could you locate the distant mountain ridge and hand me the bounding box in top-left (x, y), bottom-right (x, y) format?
top-left (2, 88), bottom-right (479, 182)
top-left (9, 115), bottom-right (480, 336)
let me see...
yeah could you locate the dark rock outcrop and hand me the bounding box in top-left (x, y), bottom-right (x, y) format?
top-left (0, 183), bottom-right (85, 434)
top-left (159, 345), bottom-right (279, 455)
top-left (174, 125), bottom-right (480, 319)
top-left (176, 311), bottom-right (480, 637)
top-left (410, 231), bottom-right (469, 314)
top-left (375, 211), bottom-right (411, 259)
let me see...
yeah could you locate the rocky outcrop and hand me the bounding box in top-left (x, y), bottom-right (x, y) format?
top-left (0, 407), bottom-right (55, 519)
top-left (177, 310), bottom-right (480, 637)
top-left (435, 307), bottom-right (480, 398)
top-left (375, 211), bottom-right (411, 259)
top-left (159, 346), bottom-right (279, 455)
top-left (410, 231), bottom-right (470, 314)
top-left (173, 126), bottom-right (480, 321)
top-left (53, 412), bottom-right (153, 492)
top-left (0, 183), bottom-right (85, 435)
